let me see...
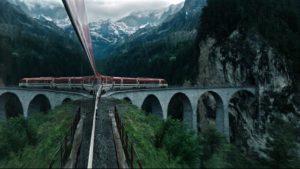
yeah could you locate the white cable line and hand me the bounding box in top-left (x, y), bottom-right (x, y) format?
top-left (87, 85), bottom-right (102, 168)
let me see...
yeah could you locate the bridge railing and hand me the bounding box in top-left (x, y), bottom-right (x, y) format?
top-left (106, 84), bottom-right (258, 93)
top-left (114, 107), bottom-right (143, 169)
top-left (48, 108), bottom-right (81, 169)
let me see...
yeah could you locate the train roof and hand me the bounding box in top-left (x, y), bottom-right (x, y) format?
top-left (20, 75), bottom-right (167, 83)
top-left (23, 77), bottom-right (54, 80)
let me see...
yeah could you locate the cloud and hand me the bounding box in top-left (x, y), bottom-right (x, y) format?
top-left (85, 0), bottom-right (184, 21)
top-left (16, 0), bottom-right (184, 22)
top-left (16, 0), bottom-right (63, 9)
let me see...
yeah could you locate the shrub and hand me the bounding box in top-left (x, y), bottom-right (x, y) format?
top-left (264, 118), bottom-right (300, 168)
top-left (0, 102), bottom-right (75, 168)
top-left (122, 102), bottom-right (261, 168)
top-left (0, 117), bottom-right (37, 160)
top-left (155, 119), bottom-right (201, 168)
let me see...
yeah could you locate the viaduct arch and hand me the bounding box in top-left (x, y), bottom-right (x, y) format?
top-left (0, 88), bottom-right (90, 120)
top-left (28, 94), bottom-right (51, 115)
top-left (0, 92), bottom-right (23, 120)
top-left (106, 86), bottom-right (257, 139)
top-left (142, 94), bottom-right (163, 118)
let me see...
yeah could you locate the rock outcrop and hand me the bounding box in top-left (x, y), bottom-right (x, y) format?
top-left (197, 30), bottom-right (299, 158)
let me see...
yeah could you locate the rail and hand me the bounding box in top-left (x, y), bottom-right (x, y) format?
top-left (87, 85), bottom-right (102, 168)
top-left (104, 85), bottom-right (258, 96)
top-left (48, 107), bottom-right (81, 168)
top-left (0, 87), bottom-right (92, 98)
top-left (114, 107), bottom-right (143, 169)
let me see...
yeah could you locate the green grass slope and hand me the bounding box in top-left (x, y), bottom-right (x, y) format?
top-left (0, 101), bottom-right (80, 168)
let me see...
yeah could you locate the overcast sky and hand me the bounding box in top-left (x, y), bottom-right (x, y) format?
top-left (20, 0), bottom-right (184, 21)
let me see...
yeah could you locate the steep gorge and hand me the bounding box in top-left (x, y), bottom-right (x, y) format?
top-left (196, 0), bottom-right (300, 161)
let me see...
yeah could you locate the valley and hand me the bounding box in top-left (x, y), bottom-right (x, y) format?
top-left (0, 0), bottom-right (299, 168)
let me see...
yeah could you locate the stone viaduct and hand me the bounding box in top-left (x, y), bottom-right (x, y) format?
top-left (104, 86), bottom-right (257, 139)
top-left (0, 88), bottom-right (92, 120)
top-left (0, 86), bottom-right (257, 139)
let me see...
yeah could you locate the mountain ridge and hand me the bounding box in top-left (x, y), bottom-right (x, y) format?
top-left (98, 0), bottom-right (206, 84)
top-left (0, 0), bottom-right (91, 85)
top-left (9, 0), bottom-right (184, 59)
top-left (88, 2), bottom-right (184, 58)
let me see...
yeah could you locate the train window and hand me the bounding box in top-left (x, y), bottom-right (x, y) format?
top-left (83, 79), bottom-right (89, 84)
top-left (55, 79), bottom-right (69, 83)
top-left (141, 80), bottom-right (159, 84)
top-left (71, 79), bottom-right (83, 84)
top-left (123, 79), bottom-right (137, 84)
top-left (107, 78), bottom-right (113, 83)
top-left (114, 79), bottom-right (122, 84)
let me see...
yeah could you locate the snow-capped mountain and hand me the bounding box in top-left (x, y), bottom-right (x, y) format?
top-left (104, 0), bottom-right (207, 61)
top-left (87, 20), bottom-right (134, 58)
top-left (90, 20), bottom-right (135, 43)
top-left (8, 0), bottom-right (184, 58)
top-left (119, 3), bottom-right (184, 28)
top-left (88, 3), bottom-right (184, 58)
top-left (8, 0), bottom-right (70, 28)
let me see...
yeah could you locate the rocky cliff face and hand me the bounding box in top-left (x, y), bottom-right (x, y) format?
top-left (197, 30), bottom-right (300, 158)
top-left (197, 30), bottom-right (292, 88)
top-left (162, 0), bottom-right (206, 29)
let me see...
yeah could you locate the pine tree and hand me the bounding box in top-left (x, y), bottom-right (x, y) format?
top-left (265, 118), bottom-right (299, 168)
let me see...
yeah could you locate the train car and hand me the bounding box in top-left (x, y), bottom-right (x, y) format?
top-left (112, 77), bottom-right (123, 88)
top-left (19, 77), bottom-right (54, 88)
top-left (101, 75), bottom-right (113, 84)
top-left (70, 77), bottom-right (84, 89)
top-left (159, 79), bottom-right (168, 88)
top-left (81, 76), bottom-right (94, 91)
top-left (121, 77), bottom-right (139, 89)
top-left (38, 77), bottom-right (54, 88)
top-left (19, 74), bottom-right (168, 92)
top-left (54, 77), bottom-right (70, 89)
top-left (101, 76), bottom-right (113, 91)
top-left (138, 78), bottom-right (159, 88)
top-left (110, 77), bottom-right (137, 89)
top-left (137, 78), bottom-right (168, 88)
top-left (19, 78), bottom-right (29, 87)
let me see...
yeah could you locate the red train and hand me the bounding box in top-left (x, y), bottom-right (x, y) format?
top-left (19, 75), bottom-right (168, 92)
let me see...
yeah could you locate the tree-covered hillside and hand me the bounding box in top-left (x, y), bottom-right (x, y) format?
top-left (97, 0), bottom-right (205, 85)
top-left (0, 33), bottom-right (92, 85)
top-left (0, 0), bottom-right (92, 85)
top-left (99, 0), bottom-right (300, 86)
top-left (99, 40), bottom-right (197, 85)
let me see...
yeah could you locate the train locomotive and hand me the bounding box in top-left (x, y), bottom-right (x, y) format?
top-left (19, 75), bottom-right (168, 93)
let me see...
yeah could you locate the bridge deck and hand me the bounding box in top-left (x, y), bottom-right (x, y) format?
top-left (104, 86), bottom-right (257, 96)
top-left (92, 99), bottom-right (118, 168)
top-left (74, 99), bottom-right (95, 168)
